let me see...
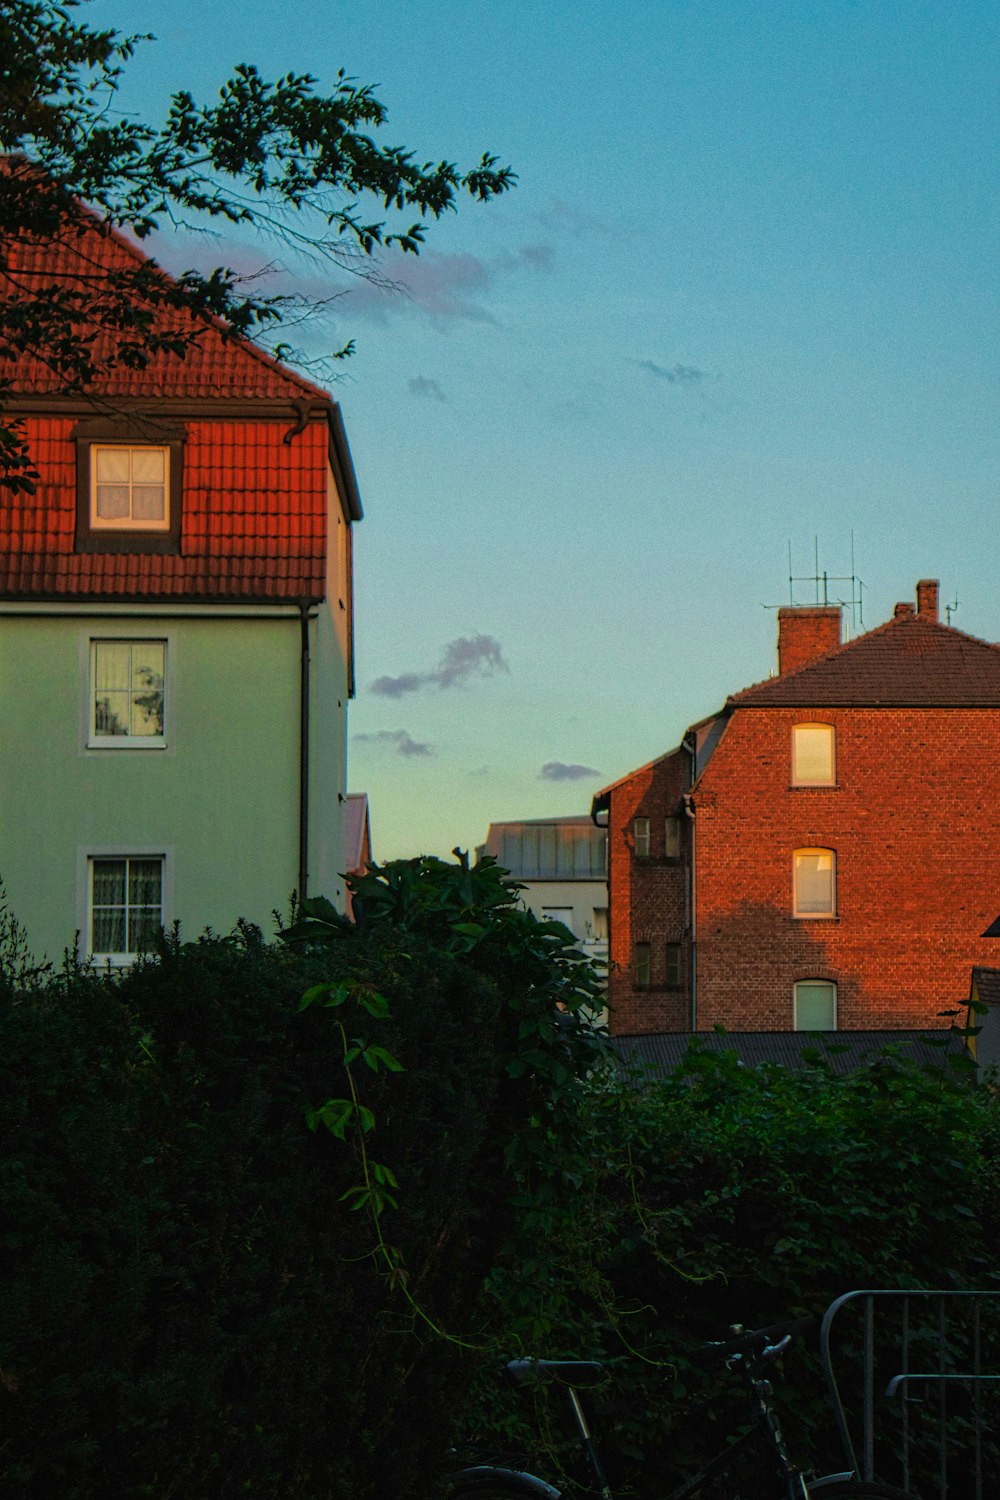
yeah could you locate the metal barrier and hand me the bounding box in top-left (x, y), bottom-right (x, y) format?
top-left (820, 1289), bottom-right (1000, 1498)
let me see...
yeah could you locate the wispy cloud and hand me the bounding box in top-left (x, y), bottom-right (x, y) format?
top-left (371, 634), bottom-right (509, 698)
top-left (340, 245), bottom-right (553, 327)
top-left (632, 359), bottom-right (712, 385)
top-left (540, 761), bottom-right (602, 781)
top-left (409, 375), bottom-right (447, 402)
top-left (353, 729), bottom-right (432, 757)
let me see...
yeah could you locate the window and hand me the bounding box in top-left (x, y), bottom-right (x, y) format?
top-left (74, 418), bottom-right (184, 554)
top-left (90, 640), bottom-right (166, 746)
top-left (793, 848), bottom-right (836, 917)
top-left (634, 817), bottom-right (650, 856)
top-left (665, 815), bottom-right (681, 859)
top-left (792, 723), bottom-right (835, 786)
top-left (91, 445), bottom-right (169, 531)
top-left (794, 980), bottom-right (837, 1030)
top-left (666, 942), bottom-right (683, 989)
top-left (634, 941), bottom-right (651, 990)
top-left (591, 907), bottom-right (608, 942)
top-left (89, 856), bottom-right (164, 961)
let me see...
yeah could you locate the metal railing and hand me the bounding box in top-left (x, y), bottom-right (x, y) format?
top-left (820, 1289), bottom-right (1000, 1498)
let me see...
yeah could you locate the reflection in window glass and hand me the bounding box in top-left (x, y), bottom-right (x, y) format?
top-left (792, 723), bottom-right (835, 785)
top-left (93, 640), bottom-right (165, 738)
top-left (794, 849), bottom-right (836, 916)
top-left (794, 980), bottom-right (837, 1030)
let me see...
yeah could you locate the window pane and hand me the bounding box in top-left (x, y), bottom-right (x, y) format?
top-left (634, 817), bottom-right (650, 856)
top-left (131, 449), bottom-right (165, 483)
top-left (666, 942), bottom-right (682, 988)
top-left (130, 644), bottom-right (165, 736)
top-left (96, 448), bottom-right (130, 482)
top-left (95, 642), bottom-right (131, 691)
top-left (131, 484), bottom-right (165, 521)
top-left (95, 691), bottom-right (129, 736)
top-left (92, 908), bottom-right (126, 954)
top-left (793, 724), bottom-right (835, 784)
top-left (96, 484), bottom-right (130, 519)
top-left (634, 942), bottom-right (651, 988)
top-left (592, 907), bottom-right (608, 942)
top-left (795, 851), bottom-right (835, 914)
top-left (92, 859), bottom-right (125, 906)
top-left (129, 859), bottom-right (162, 908)
top-left (795, 982), bottom-right (836, 1030)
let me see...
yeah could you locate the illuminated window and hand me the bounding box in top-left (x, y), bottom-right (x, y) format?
top-left (793, 849), bottom-right (836, 917)
top-left (634, 817), bottom-right (650, 856)
top-left (794, 980), bottom-right (837, 1030)
top-left (91, 445), bottom-right (169, 531)
top-left (792, 723), bottom-right (835, 786)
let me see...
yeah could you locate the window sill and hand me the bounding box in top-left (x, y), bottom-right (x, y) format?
top-left (789, 783), bottom-right (840, 791)
top-left (87, 739), bottom-right (167, 751)
top-left (791, 914), bottom-right (840, 922)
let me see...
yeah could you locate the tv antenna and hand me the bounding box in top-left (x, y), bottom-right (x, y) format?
top-left (763, 535), bottom-right (865, 636)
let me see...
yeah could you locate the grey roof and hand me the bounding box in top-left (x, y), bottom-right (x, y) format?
top-left (615, 1030), bottom-right (967, 1075)
top-left (972, 968), bottom-right (1000, 1007)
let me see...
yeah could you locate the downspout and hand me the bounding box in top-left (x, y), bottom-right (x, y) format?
top-left (298, 603), bottom-right (311, 908)
top-left (682, 737), bottom-right (697, 1031)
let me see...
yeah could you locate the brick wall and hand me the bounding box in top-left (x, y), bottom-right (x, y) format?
top-left (691, 705), bottom-right (1000, 1031)
top-left (606, 748), bottom-right (691, 1033)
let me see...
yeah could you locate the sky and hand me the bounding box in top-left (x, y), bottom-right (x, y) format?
top-left (88, 0), bottom-right (999, 861)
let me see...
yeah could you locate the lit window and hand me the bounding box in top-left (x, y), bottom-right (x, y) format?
top-left (91, 640), bottom-right (166, 745)
top-left (89, 856), bottom-right (164, 960)
top-left (666, 942), bottom-right (682, 989)
top-left (634, 817), bottom-right (650, 856)
top-left (91, 445), bottom-right (169, 531)
top-left (794, 980), bottom-right (837, 1030)
top-left (793, 849), bottom-right (836, 917)
top-left (792, 723), bottom-right (835, 786)
top-left (634, 942), bottom-right (651, 989)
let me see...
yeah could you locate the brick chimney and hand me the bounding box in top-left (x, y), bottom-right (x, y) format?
top-left (777, 606), bottom-right (842, 676)
top-left (894, 602), bottom-right (915, 619)
top-left (916, 578), bottom-right (939, 622)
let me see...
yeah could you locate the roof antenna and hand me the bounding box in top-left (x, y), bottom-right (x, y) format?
top-left (766, 536), bottom-right (865, 635)
top-left (945, 593), bottom-right (959, 626)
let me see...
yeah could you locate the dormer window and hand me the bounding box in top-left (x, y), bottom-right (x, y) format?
top-left (74, 417), bottom-right (184, 554)
top-left (792, 723), bottom-right (835, 786)
top-left (91, 445), bottom-right (169, 531)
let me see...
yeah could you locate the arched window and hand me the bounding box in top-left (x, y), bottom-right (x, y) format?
top-left (794, 980), bottom-right (837, 1031)
top-left (793, 848), bottom-right (836, 917)
top-left (792, 723), bottom-right (835, 786)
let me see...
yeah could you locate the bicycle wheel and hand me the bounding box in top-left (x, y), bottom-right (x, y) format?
top-left (805, 1481), bottom-right (920, 1499)
top-left (448, 1464), bottom-right (560, 1498)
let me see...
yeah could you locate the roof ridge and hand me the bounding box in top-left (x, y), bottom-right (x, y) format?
top-left (9, 191), bottom-right (334, 406)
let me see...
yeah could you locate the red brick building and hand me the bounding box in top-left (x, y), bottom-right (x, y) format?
top-left (592, 580), bottom-right (1000, 1036)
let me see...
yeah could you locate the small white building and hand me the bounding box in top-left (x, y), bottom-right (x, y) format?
top-left (477, 815), bottom-right (608, 981)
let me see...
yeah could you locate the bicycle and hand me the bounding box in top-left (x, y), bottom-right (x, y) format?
top-left (449, 1317), bottom-right (919, 1499)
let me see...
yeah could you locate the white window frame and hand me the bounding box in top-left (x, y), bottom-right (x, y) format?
top-left (793, 848), bottom-right (837, 918)
top-left (78, 846), bottom-right (173, 966)
top-left (90, 443), bottom-right (170, 532)
top-left (88, 637), bottom-right (168, 749)
top-left (794, 979), bottom-right (838, 1031)
top-left (791, 722), bottom-right (836, 787)
top-left (633, 816), bottom-right (650, 857)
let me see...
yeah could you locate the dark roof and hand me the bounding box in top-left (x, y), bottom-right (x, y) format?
top-left (983, 915), bottom-right (1000, 938)
top-left (729, 613), bottom-right (1000, 708)
top-left (616, 1030), bottom-right (967, 1075)
top-left (972, 968), bottom-right (1000, 1007)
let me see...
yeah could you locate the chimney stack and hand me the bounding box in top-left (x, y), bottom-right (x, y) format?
top-left (777, 606), bottom-right (842, 676)
top-left (916, 579), bottom-right (939, 622)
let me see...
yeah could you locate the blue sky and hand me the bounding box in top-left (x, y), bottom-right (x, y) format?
top-left (90, 0), bottom-right (999, 860)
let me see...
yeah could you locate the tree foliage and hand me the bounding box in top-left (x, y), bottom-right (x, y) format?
top-left (0, 0), bottom-right (515, 488)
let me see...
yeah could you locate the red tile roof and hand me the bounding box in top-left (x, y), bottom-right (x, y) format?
top-left (0, 415), bottom-right (330, 601)
top-left (0, 205), bottom-right (330, 403)
top-left (0, 204), bottom-right (355, 601)
top-left (729, 613), bottom-right (1000, 707)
